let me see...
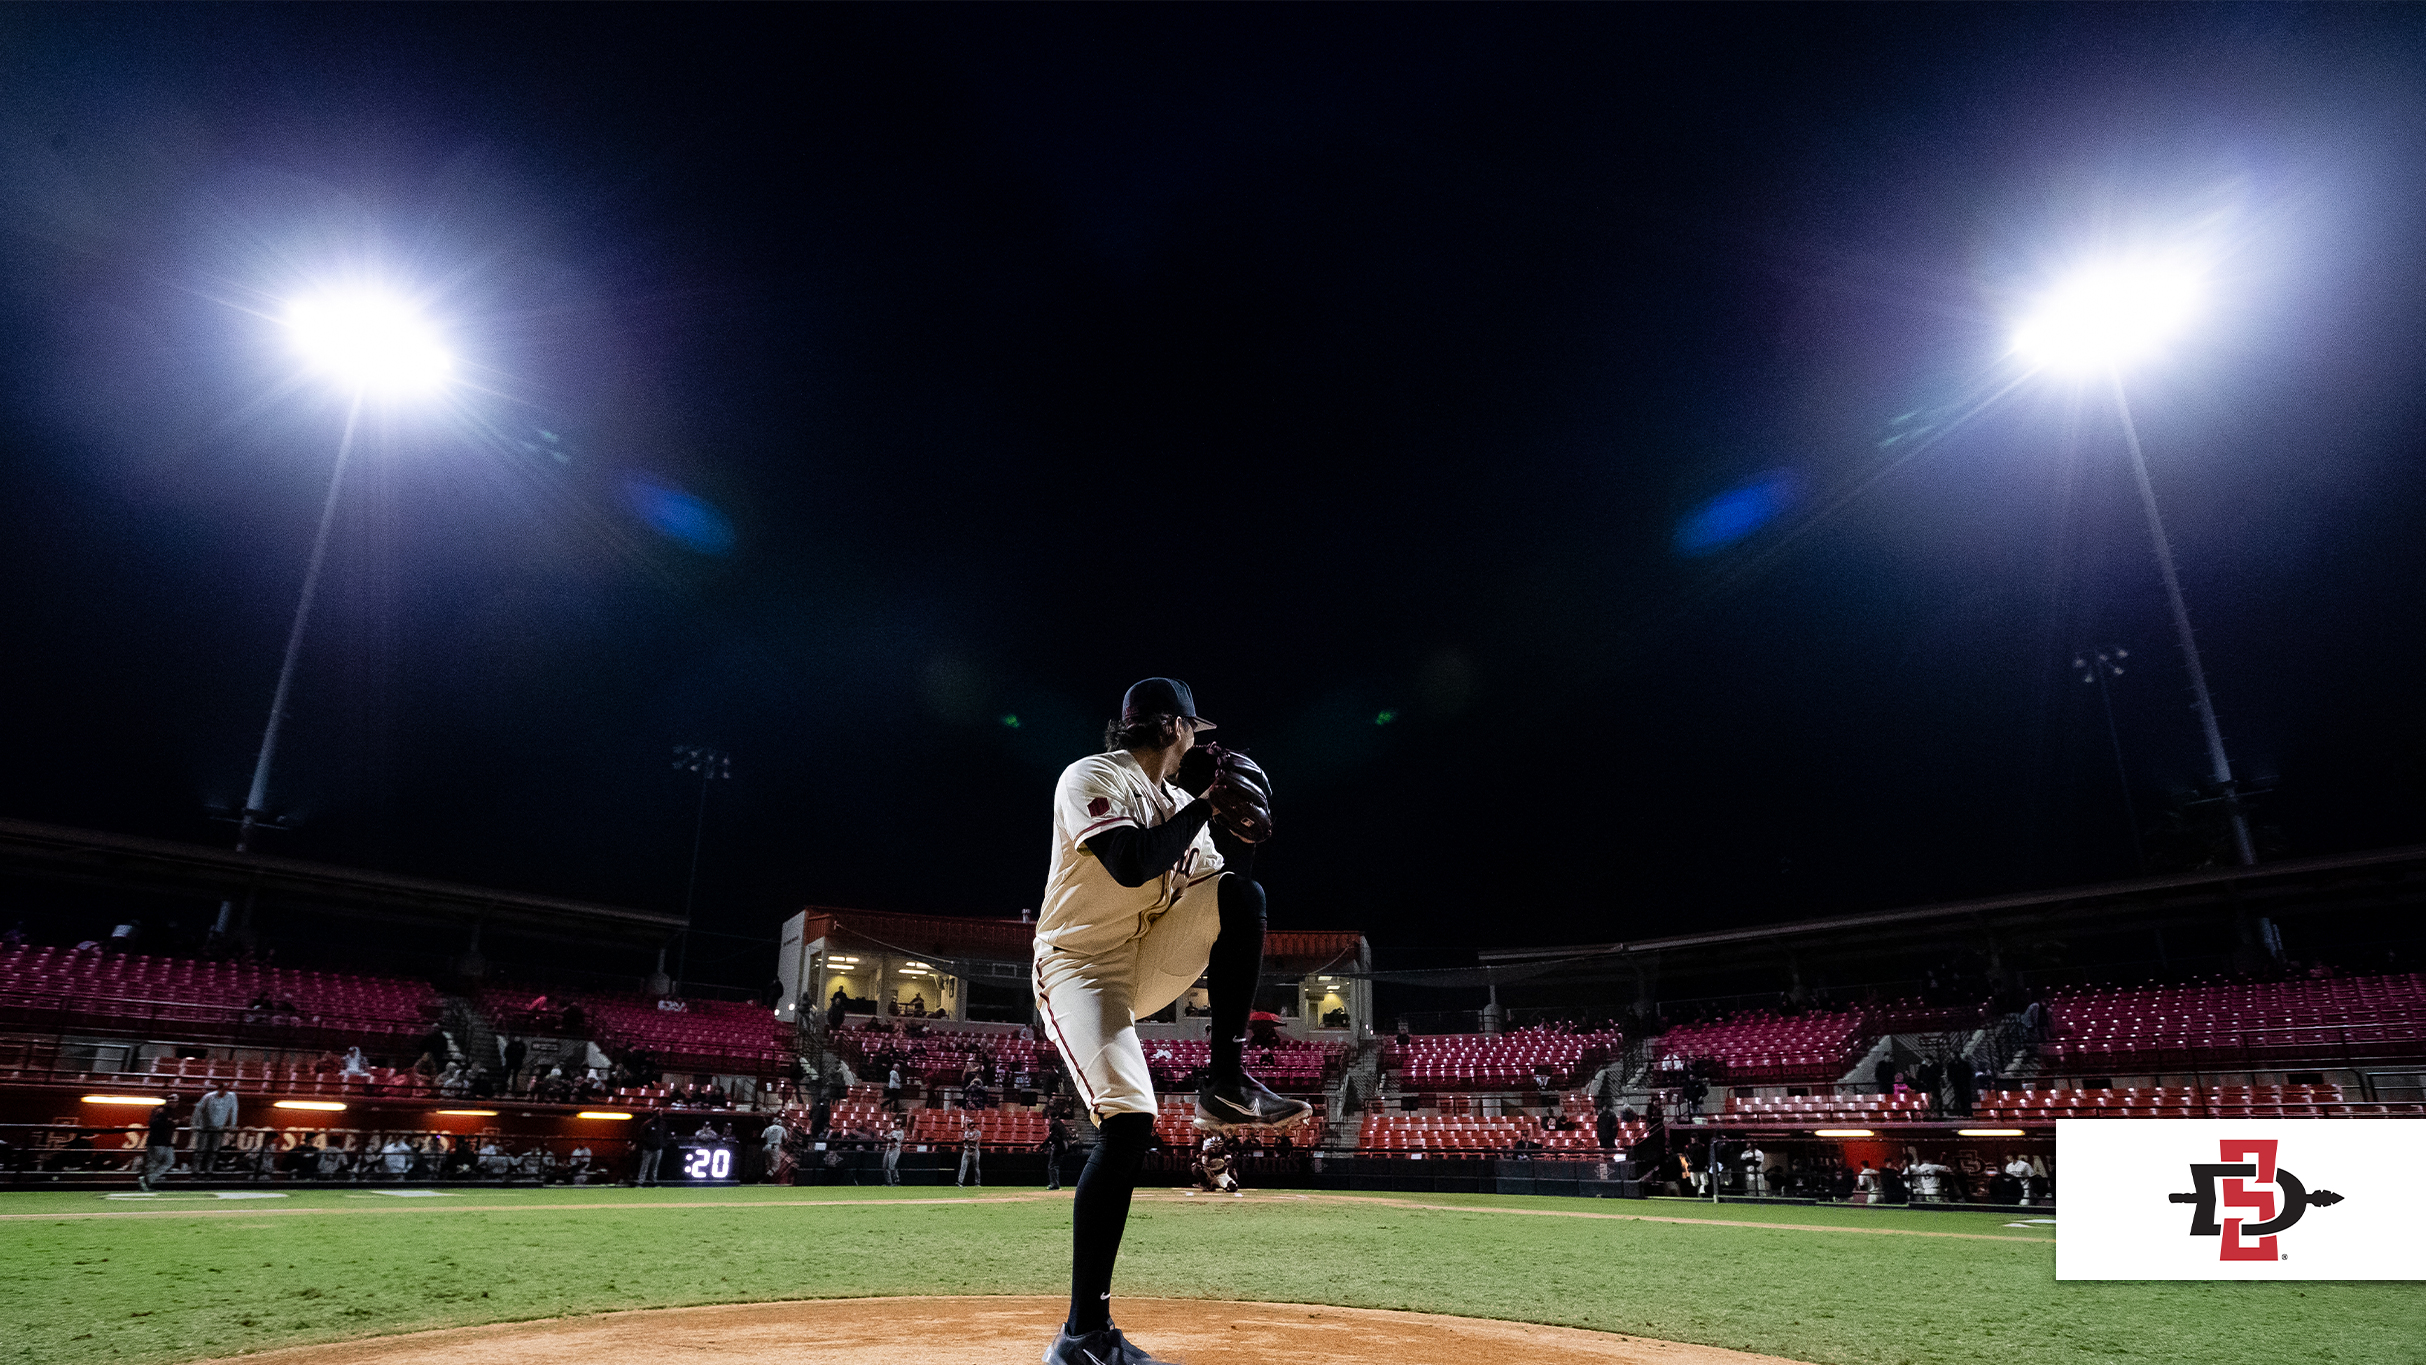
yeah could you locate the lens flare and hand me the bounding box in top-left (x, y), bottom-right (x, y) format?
top-left (1674, 470), bottom-right (1801, 557)
top-left (622, 476), bottom-right (737, 555)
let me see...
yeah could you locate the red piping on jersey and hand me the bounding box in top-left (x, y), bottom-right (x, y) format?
top-left (1036, 983), bottom-right (1100, 1115)
top-left (1075, 815), bottom-right (1136, 842)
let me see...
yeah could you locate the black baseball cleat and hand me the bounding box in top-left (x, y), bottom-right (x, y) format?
top-left (1196, 1072), bottom-right (1313, 1132)
top-left (1044, 1324), bottom-right (1181, 1365)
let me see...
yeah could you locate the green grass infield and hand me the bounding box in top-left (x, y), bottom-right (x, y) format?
top-left (2, 1186), bottom-right (2411, 1365)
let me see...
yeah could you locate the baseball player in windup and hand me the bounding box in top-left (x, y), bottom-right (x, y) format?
top-left (1034, 677), bottom-right (1307, 1365)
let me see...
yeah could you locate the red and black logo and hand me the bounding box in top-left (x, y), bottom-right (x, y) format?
top-left (2168, 1139), bottom-right (2344, 1262)
top-left (1087, 796), bottom-right (1112, 818)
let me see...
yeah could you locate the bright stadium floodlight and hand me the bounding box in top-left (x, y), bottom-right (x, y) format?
top-left (2010, 255), bottom-right (2204, 374)
top-left (214, 280), bottom-right (459, 944)
top-left (2005, 242), bottom-right (2256, 870)
top-left (285, 290), bottom-right (452, 394)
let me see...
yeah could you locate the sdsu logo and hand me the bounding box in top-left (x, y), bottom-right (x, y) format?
top-left (2168, 1138), bottom-right (2344, 1262)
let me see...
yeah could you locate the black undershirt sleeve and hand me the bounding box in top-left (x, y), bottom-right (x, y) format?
top-left (1084, 800), bottom-right (1215, 888)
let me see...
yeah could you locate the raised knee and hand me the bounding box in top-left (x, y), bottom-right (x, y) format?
top-left (1217, 874), bottom-right (1266, 929)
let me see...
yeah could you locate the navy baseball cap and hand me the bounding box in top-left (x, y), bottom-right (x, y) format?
top-left (1121, 677), bottom-right (1215, 730)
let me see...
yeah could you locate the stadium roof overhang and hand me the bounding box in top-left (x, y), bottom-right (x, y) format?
top-left (1471, 844), bottom-right (2426, 990)
top-left (0, 817), bottom-right (684, 946)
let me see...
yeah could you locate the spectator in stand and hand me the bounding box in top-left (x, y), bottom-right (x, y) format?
top-left (138, 1094), bottom-right (180, 1191)
top-left (809, 1092), bottom-right (832, 1139)
top-left (1873, 1055), bottom-right (1895, 1096)
top-left (963, 1076), bottom-right (990, 1112)
top-left (443, 1136), bottom-right (478, 1180)
top-left (501, 1037), bottom-right (527, 1095)
top-left (568, 1143), bottom-right (593, 1185)
top-left (341, 1046), bottom-right (369, 1076)
top-left (414, 1136), bottom-right (446, 1181)
top-left (191, 1080), bottom-right (238, 1174)
top-left (1595, 1103), bottom-right (1618, 1153)
top-left (1891, 1070), bottom-right (1912, 1098)
top-left (882, 1121), bottom-right (905, 1187)
top-left (281, 1132), bottom-right (323, 1181)
top-left (381, 1136), bottom-right (415, 1179)
top-left (437, 1063), bottom-right (467, 1098)
top-left (1854, 1160), bottom-right (1880, 1204)
top-left (759, 1115), bottom-right (789, 1185)
top-left (1948, 1061), bottom-right (1976, 1118)
top-left (828, 989), bottom-right (849, 1032)
top-left (478, 1138), bottom-right (508, 1176)
top-left (634, 1111), bottom-right (667, 1186)
top-left (884, 1064), bottom-right (903, 1112)
top-left (415, 1025), bottom-right (450, 1073)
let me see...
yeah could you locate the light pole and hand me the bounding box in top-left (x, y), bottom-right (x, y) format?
top-left (2071, 646), bottom-right (2145, 872)
top-left (212, 290), bottom-right (453, 938)
top-left (2013, 255), bottom-right (2256, 867)
top-left (670, 745), bottom-right (732, 993)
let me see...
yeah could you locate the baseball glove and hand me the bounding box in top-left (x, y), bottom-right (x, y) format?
top-left (1196, 742), bottom-right (1274, 844)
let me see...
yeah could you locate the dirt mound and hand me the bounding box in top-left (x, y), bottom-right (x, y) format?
top-left (199, 1295), bottom-right (1814, 1365)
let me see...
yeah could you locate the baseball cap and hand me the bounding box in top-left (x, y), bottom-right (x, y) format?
top-left (1120, 677), bottom-right (1215, 731)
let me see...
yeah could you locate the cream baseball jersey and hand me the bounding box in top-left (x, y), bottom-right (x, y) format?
top-left (1035, 749), bottom-right (1224, 959)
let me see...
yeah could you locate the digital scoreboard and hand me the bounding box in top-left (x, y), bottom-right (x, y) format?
top-left (672, 1139), bottom-right (737, 1184)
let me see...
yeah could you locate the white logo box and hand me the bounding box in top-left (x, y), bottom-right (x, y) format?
top-left (2057, 1119), bottom-right (2426, 1280)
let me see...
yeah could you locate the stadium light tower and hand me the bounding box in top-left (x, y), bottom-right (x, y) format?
top-left (2014, 254), bottom-right (2255, 867)
top-left (213, 289), bottom-right (453, 938)
top-left (668, 745), bottom-right (732, 993)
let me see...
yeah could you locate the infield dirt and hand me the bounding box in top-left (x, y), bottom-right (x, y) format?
top-left (192, 1295), bottom-right (1820, 1365)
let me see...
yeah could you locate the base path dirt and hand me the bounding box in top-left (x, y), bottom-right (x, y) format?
top-left (197, 1296), bottom-right (1820, 1365)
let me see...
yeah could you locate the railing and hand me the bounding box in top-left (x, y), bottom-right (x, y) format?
top-left (2040, 1020), bottom-right (2426, 1093)
top-left (0, 984), bottom-right (432, 1052)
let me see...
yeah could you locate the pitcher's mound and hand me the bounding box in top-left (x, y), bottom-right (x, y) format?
top-left (203, 1295), bottom-right (1815, 1365)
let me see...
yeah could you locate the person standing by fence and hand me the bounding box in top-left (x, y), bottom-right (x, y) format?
top-left (137, 1095), bottom-right (179, 1190)
top-left (956, 1112), bottom-right (983, 1188)
top-left (191, 1081), bottom-right (237, 1175)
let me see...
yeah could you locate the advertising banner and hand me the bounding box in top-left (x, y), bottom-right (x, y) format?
top-left (2057, 1119), bottom-right (2425, 1279)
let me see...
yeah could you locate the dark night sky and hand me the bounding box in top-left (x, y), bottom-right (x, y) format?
top-left (2, 5), bottom-right (2422, 976)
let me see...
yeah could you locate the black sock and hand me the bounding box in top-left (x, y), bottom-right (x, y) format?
top-left (1206, 874), bottom-right (1267, 1084)
top-left (1068, 1111), bottom-right (1153, 1335)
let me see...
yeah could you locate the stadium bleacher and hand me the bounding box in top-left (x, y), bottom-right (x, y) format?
top-left (564, 992), bottom-right (790, 1075)
top-left (1720, 1093), bottom-right (1933, 1123)
top-left (2041, 972), bottom-right (2426, 1072)
top-left (1975, 1084), bottom-right (2425, 1119)
top-left (1358, 1112), bottom-right (1634, 1156)
top-left (0, 945), bottom-right (437, 1048)
top-left (1380, 1025), bottom-right (1620, 1090)
top-left (1154, 1094), bottom-right (1323, 1150)
top-left (1652, 1009), bottom-right (1865, 1083)
top-left (830, 1020), bottom-right (1048, 1083)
